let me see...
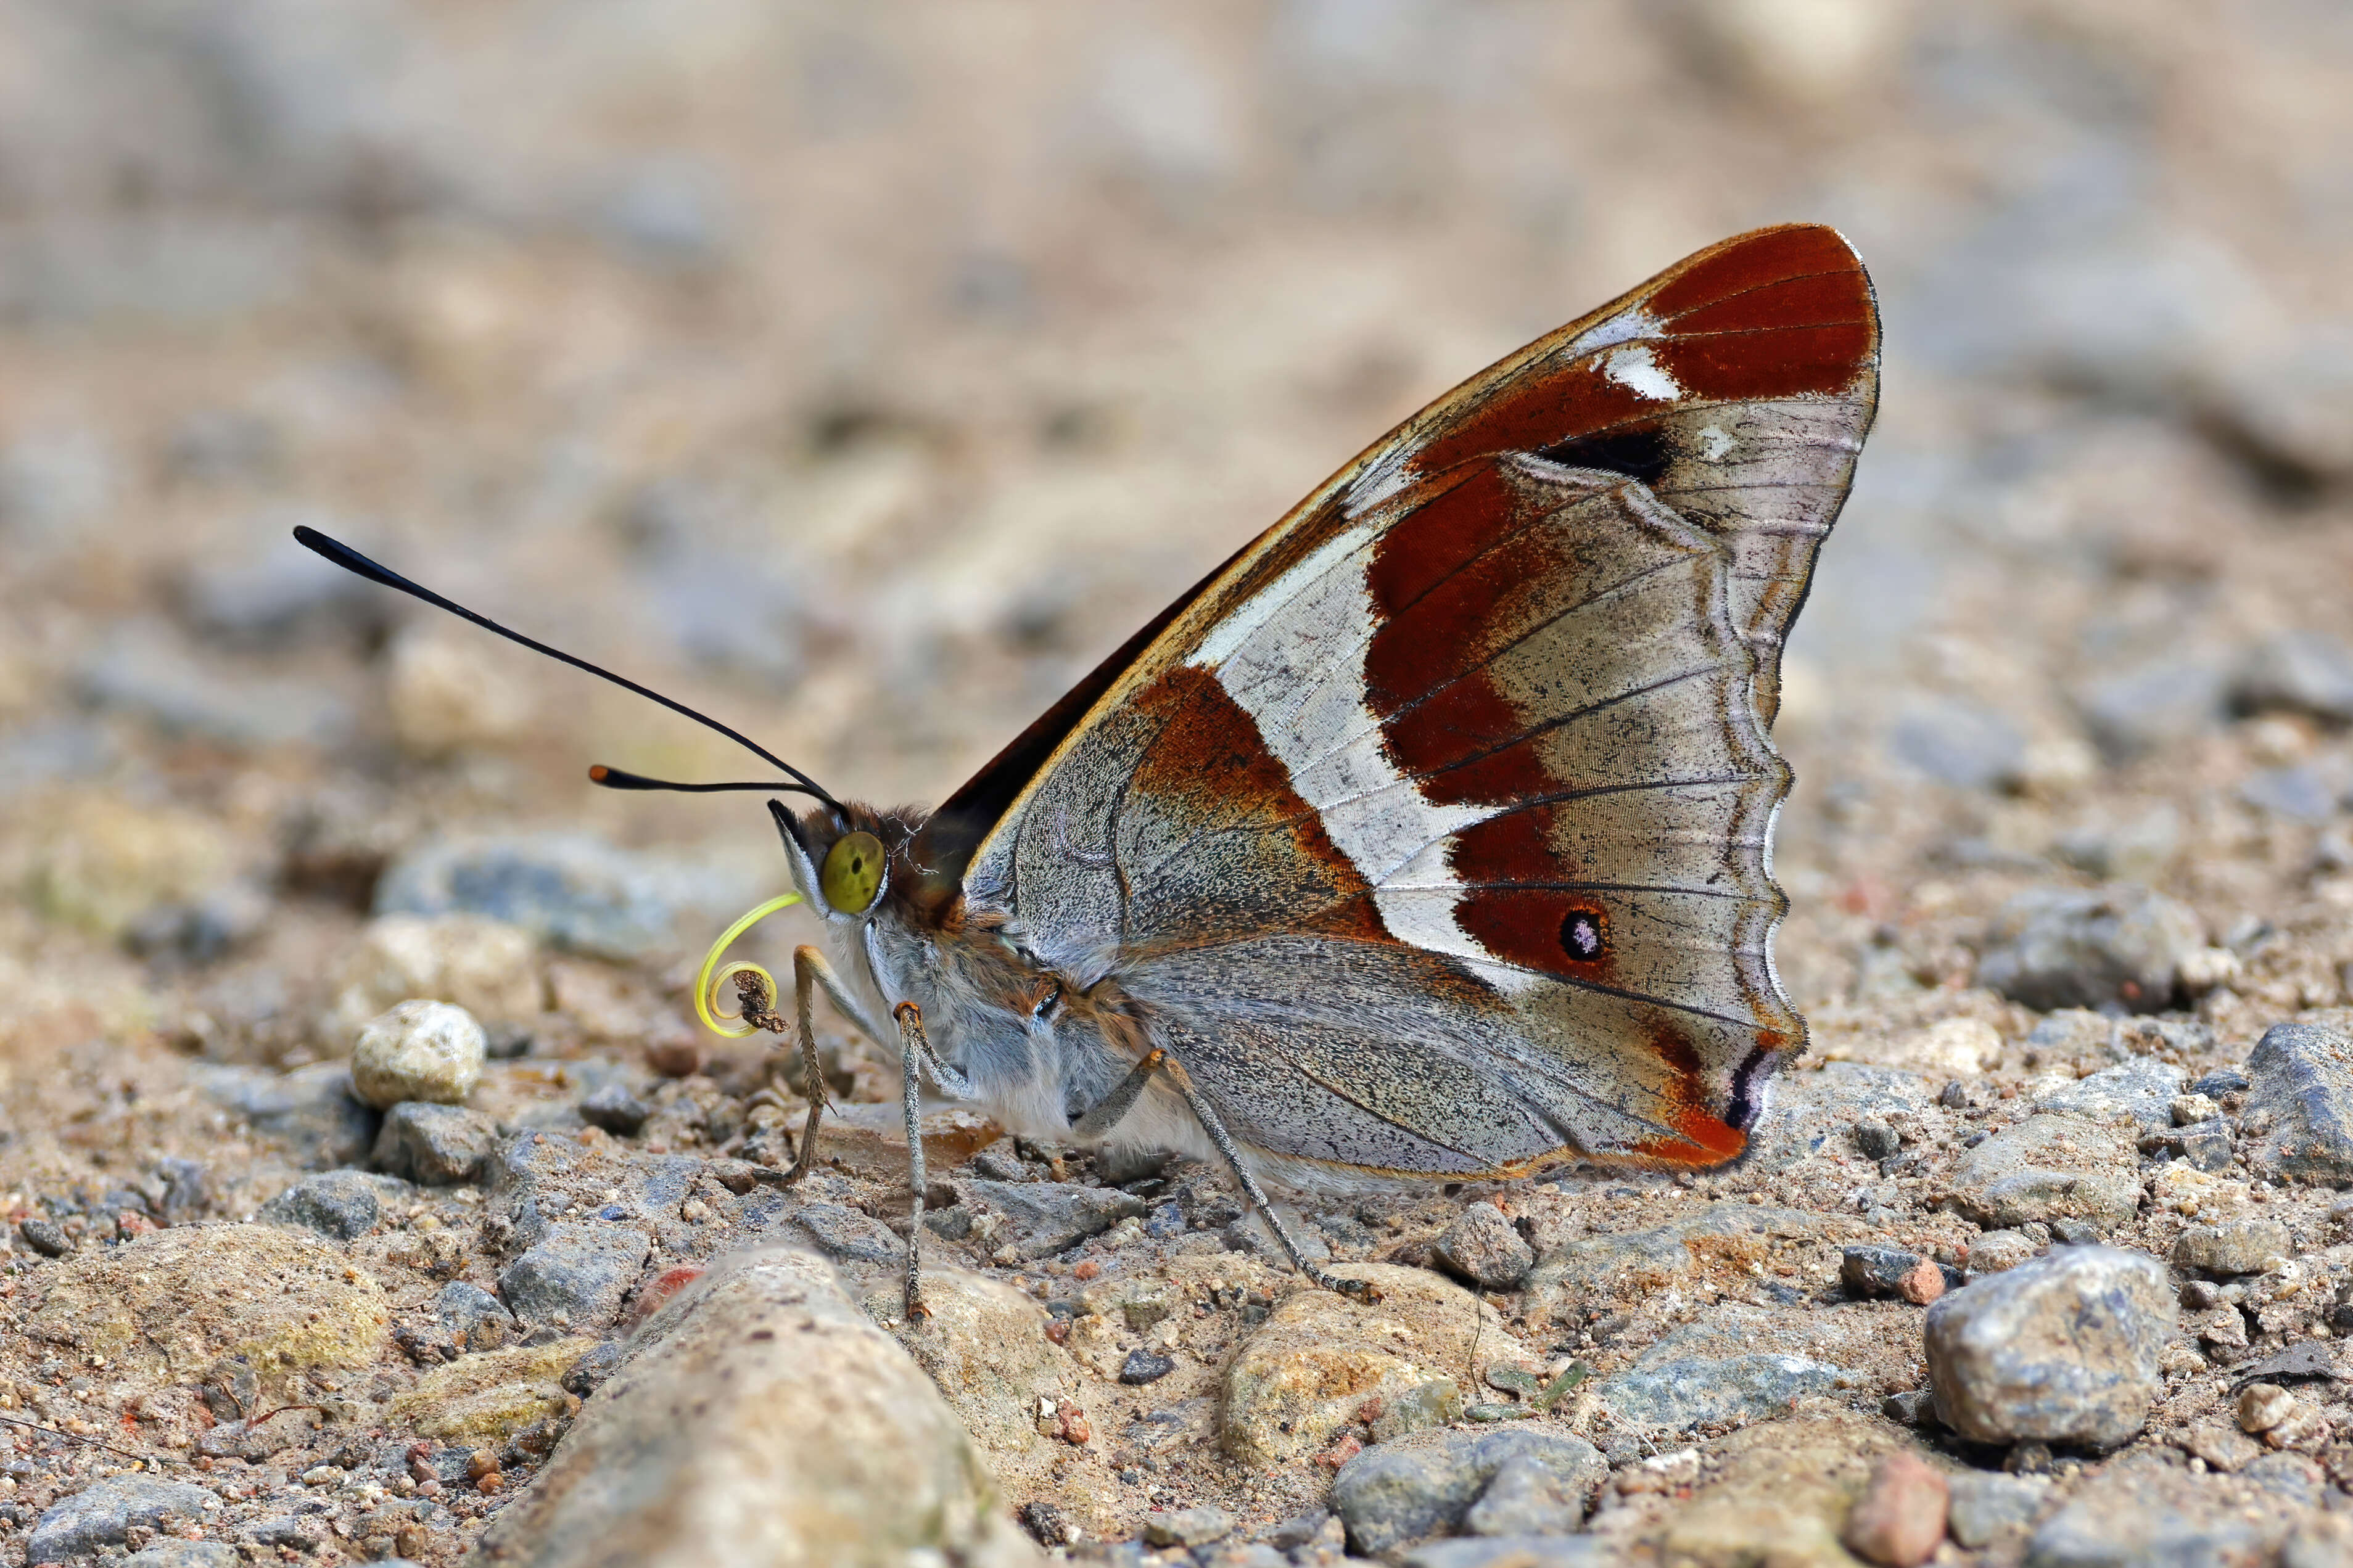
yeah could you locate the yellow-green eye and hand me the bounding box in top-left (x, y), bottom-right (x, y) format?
top-left (820, 831), bottom-right (885, 913)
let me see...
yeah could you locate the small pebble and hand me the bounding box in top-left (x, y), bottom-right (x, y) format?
top-left (466, 1448), bottom-right (500, 1480)
top-left (350, 998), bottom-right (487, 1109)
top-left (1430, 1201), bottom-right (1535, 1291)
top-left (1842, 1245), bottom-right (1945, 1304)
top-left (578, 1084), bottom-right (652, 1136)
top-left (2238, 1382), bottom-right (2295, 1434)
top-left (1143, 1506), bottom-right (1234, 1548)
top-left (1881, 1390), bottom-right (1937, 1426)
top-left (1841, 1450), bottom-right (1950, 1567)
top-left (646, 1036), bottom-right (705, 1078)
top-left (17, 1217), bottom-right (71, 1257)
top-left (2172, 1093), bottom-right (2220, 1127)
top-left (1119, 1348), bottom-right (1176, 1385)
top-left (2174, 1218), bottom-right (2291, 1277)
top-left (1853, 1119), bottom-right (1902, 1159)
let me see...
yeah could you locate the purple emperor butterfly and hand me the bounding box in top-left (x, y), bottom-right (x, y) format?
top-left (300, 223), bottom-right (1879, 1316)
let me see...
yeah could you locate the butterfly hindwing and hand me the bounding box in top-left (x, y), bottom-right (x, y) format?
top-left (955, 224), bottom-right (1878, 1176)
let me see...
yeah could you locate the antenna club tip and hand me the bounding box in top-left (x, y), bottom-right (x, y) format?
top-left (588, 765), bottom-right (611, 782)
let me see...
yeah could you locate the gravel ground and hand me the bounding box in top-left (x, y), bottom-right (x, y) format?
top-left (3, 4), bottom-right (2352, 1566)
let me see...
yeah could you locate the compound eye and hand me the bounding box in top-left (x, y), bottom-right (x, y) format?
top-left (820, 831), bottom-right (886, 914)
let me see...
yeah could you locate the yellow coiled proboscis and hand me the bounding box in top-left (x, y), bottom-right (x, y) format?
top-left (692, 892), bottom-right (802, 1038)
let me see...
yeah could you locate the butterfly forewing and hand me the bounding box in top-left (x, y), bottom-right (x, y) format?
top-left (957, 224), bottom-right (1878, 1179)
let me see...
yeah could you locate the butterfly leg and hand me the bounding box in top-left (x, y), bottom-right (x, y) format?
top-left (891, 1001), bottom-right (936, 1321)
top-left (749, 943), bottom-right (866, 1184)
top-left (1067, 1048), bottom-right (1168, 1141)
top-left (1171, 1076), bottom-right (1377, 1302)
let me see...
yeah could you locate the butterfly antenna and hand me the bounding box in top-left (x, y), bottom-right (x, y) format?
top-left (293, 526), bottom-right (842, 816)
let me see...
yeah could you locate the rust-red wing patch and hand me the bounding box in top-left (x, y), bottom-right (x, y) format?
top-left (1644, 224), bottom-right (1857, 318)
top-left (1398, 224), bottom-right (1873, 484)
top-left (1121, 665), bottom-right (1390, 947)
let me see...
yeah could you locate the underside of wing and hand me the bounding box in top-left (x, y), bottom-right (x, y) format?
top-left (952, 224), bottom-right (1879, 1174)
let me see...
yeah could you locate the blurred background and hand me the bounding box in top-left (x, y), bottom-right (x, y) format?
top-left (1, 0), bottom-right (2349, 1086)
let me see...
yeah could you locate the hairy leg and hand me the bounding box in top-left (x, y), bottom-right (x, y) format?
top-left (1168, 1070), bottom-right (1375, 1301)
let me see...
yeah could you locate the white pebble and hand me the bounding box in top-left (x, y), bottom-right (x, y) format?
top-left (352, 998), bottom-right (487, 1108)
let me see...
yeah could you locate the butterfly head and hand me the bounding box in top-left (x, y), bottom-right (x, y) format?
top-left (770, 800), bottom-right (892, 922)
top-left (770, 799), bottom-right (965, 929)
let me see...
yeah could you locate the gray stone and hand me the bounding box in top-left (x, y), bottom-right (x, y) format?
top-left (17, 1216), bottom-right (71, 1257)
top-left (1890, 699), bottom-right (2026, 790)
top-left (1966, 1229), bottom-right (2044, 1275)
top-left (2075, 657), bottom-right (2230, 761)
top-left (1142, 1506), bottom-right (1232, 1547)
top-left (2145, 1117), bottom-right (2235, 1173)
top-left (598, 158), bottom-right (731, 266)
top-left (375, 831), bottom-right (762, 963)
top-left (239, 1514), bottom-right (326, 1551)
top-left (2033, 1057), bottom-right (2186, 1130)
top-left (1331, 1427), bottom-right (1605, 1556)
top-left (1945, 1472), bottom-right (2049, 1548)
top-left (373, 1101), bottom-right (501, 1185)
top-left (561, 1341), bottom-right (629, 1397)
top-left (1852, 1119), bottom-right (1902, 1159)
top-left (2023, 1457), bottom-right (2275, 1567)
top-left (475, 1249), bottom-right (1036, 1566)
top-left (792, 1203), bottom-right (907, 1266)
top-left (1433, 1202), bottom-right (1535, 1291)
top-left (191, 1061), bottom-right (377, 1170)
top-left (435, 1280), bottom-right (519, 1344)
top-left (1119, 1348), bottom-right (1175, 1385)
top-left (1402, 1540), bottom-right (1610, 1568)
top-left (2235, 630), bottom-right (2353, 724)
top-left (119, 1546), bottom-right (244, 1568)
top-left (123, 880), bottom-right (271, 965)
top-left (181, 542), bottom-right (385, 650)
top-left (1525, 1201), bottom-right (1827, 1313)
top-left (74, 619), bottom-right (352, 749)
top-left (1461, 1453), bottom-right (1586, 1537)
top-left (2239, 765), bottom-right (2343, 824)
top-left (960, 1179), bottom-right (1147, 1260)
top-left (2053, 806), bottom-right (2183, 884)
top-left (2243, 1020), bottom-right (2353, 1184)
top-left (350, 998), bottom-right (486, 1107)
top-left (1590, 1352), bottom-right (1846, 1433)
top-left (2192, 1068), bottom-right (2250, 1099)
top-left (0, 719), bottom-right (113, 798)
top-left (2172, 1218), bottom-right (2291, 1276)
top-left (579, 1082), bottom-right (652, 1136)
top-left (257, 1169), bottom-right (408, 1239)
top-left (1976, 885), bottom-right (2203, 1012)
top-left (1926, 1247), bottom-right (2177, 1448)
top-left (1950, 1114), bottom-right (2141, 1228)
top-left (499, 1221), bottom-right (653, 1329)
top-left (26, 1475), bottom-right (215, 1564)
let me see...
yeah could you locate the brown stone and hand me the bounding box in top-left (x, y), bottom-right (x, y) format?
top-left (1841, 1451), bottom-right (1950, 1567)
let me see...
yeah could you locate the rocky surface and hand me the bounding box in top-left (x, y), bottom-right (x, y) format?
top-left (2, 4), bottom-right (2353, 1567)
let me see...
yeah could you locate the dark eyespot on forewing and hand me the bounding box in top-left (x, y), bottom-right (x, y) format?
top-left (1533, 423), bottom-right (1672, 483)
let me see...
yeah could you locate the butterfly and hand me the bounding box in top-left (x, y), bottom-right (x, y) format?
top-left (299, 222), bottom-right (1879, 1318)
